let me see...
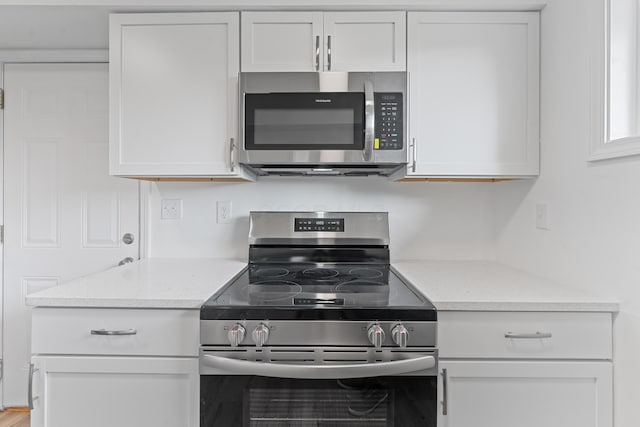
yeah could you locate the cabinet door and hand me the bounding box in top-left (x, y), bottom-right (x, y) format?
top-left (407, 12), bottom-right (539, 177)
top-left (110, 13), bottom-right (245, 177)
top-left (323, 12), bottom-right (406, 72)
top-left (241, 12), bottom-right (323, 72)
top-left (438, 360), bottom-right (612, 427)
top-left (30, 356), bottom-right (199, 427)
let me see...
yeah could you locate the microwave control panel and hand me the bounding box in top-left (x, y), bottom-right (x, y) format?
top-left (374, 92), bottom-right (403, 150)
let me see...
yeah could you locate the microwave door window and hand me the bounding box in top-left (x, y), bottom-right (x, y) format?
top-left (254, 109), bottom-right (355, 146)
top-left (244, 93), bottom-right (365, 150)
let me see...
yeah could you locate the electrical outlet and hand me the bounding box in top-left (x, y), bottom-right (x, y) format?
top-left (161, 199), bottom-right (182, 220)
top-left (535, 203), bottom-right (550, 230)
top-left (217, 200), bottom-right (232, 224)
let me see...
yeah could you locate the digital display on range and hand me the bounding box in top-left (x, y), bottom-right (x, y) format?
top-left (294, 218), bottom-right (345, 232)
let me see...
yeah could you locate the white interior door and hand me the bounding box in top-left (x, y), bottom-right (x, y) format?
top-left (2, 63), bottom-right (140, 407)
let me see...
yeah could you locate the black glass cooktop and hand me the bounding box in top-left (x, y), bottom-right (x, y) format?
top-left (201, 263), bottom-right (437, 321)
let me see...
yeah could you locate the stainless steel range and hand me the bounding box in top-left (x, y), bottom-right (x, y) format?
top-left (200, 212), bottom-right (438, 427)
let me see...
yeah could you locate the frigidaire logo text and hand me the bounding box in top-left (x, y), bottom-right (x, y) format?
top-left (315, 99), bottom-right (332, 103)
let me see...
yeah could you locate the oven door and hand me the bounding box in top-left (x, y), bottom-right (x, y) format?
top-left (200, 348), bottom-right (437, 427)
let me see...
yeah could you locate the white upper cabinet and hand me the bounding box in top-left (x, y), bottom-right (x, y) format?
top-left (110, 13), bottom-right (251, 179)
top-left (323, 12), bottom-right (406, 72)
top-left (241, 11), bottom-right (406, 72)
top-left (241, 12), bottom-right (323, 72)
top-left (406, 12), bottom-right (539, 178)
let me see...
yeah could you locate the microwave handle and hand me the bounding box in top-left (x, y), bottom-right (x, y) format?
top-left (363, 80), bottom-right (375, 162)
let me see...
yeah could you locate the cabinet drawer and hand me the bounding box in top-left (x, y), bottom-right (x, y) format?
top-left (32, 308), bottom-right (199, 356)
top-left (438, 311), bottom-right (612, 359)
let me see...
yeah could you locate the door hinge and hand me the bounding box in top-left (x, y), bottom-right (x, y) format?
top-left (0, 88), bottom-right (4, 109)
top-left (0, 359), bottom-right (3, 382)
top-left (1, 225), bottom-right (4, 244)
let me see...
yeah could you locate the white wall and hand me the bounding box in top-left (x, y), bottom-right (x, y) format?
top-left (494, 0), bottom-right (640, 425)
top-left (147, 178), bottom-right (498, 261)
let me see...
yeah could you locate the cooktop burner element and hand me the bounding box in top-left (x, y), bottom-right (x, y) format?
top-left (335, 279), bottom-right (387, 292)
top-left (302, 267), bottom-right (340, 279)
top-left (348, 267), bottom-right (384, 279)
top-left (254, 267), bottom-right (290, 279)
top-left (245, 281), bottom-right (302, 303)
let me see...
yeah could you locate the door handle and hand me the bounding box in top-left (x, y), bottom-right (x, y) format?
top-left (122, 233), bottom-right (135, 245)
top-left (118, 257), bottom-right (134, 266)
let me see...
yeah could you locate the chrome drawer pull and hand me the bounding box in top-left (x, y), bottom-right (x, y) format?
top-left (505, 331), bottom-right (552, 339)
top-left (90, 328), bottom-right (137, 336)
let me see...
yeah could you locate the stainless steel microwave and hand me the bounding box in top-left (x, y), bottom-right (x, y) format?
top-left (238, 72), bottom-right (407, 176)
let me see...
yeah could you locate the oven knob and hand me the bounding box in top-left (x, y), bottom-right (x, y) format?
top-left (227, 323), bottom-right (246, 347)
top-left (392, 324), bottom-right (409, 348)
top-left (367, 324), bottom-right (386, 348)
top-left (252, 323), bottom-right (270, 347)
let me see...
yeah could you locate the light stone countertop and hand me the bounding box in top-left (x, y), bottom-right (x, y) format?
top-left (393, 260), bottom-right (619, 312)
top-left (25, 258), bottom-right (246, 309)
top-left (26, 258), bottom-right (618, 312)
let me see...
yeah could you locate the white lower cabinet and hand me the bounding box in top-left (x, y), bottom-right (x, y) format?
top-left (438, 360), bottom-right (613, 427)
top-left (30, 307), bottom-right (200, 427)
top-left (437, 311), bottom-right (614, 427)
top-left (30, 356), bottom-right (199, 427)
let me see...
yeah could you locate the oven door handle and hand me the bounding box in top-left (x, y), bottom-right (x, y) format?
top-left (201, 354), bottom-right (435, 379)
top-left (363, 80), bottom-right (375, 162)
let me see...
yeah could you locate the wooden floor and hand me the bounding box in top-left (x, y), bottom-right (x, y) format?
top-left (0, 409), bottom-right (29, 427)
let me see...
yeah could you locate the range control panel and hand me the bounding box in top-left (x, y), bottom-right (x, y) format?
top-left (374, 92), bottom-right (403, 150)
top-left (294, 218), bottom-right (345, 232)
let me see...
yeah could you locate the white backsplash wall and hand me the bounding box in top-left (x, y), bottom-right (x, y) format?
top-left (146, 177), bottom-right (497, 261)
top-left (493, 0), bottom-right (640, 425)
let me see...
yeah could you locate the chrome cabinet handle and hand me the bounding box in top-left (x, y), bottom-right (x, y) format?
top-left (90, 328), bottom-right (137, 336)
top-left (28, 363), bottom-right (39, 410)
top-left (327, 35), bottom-right (332, 71)
top-left (441, 368), bottom-right (449, 416)
top-left (315, 35), bottom-right (320, 71)
top-left (229, 137), bottom-right (235, 172)
top-left (202, 354), bottom-right (435, 379)
top-left (410, 138), bottom-right (417, 172)
top-left (505, 331), bottom-right (553, 339)
top-left (363, 80), bottom-right (375, 162)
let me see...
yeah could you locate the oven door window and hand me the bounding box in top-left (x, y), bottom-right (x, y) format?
top-left (201, 376), bottom-right (436, 427)
top-left (244, 93), bottom-right (365, 150)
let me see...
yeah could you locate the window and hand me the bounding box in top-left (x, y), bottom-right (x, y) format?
top-left (590, 0), bottom-right (640, 160)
